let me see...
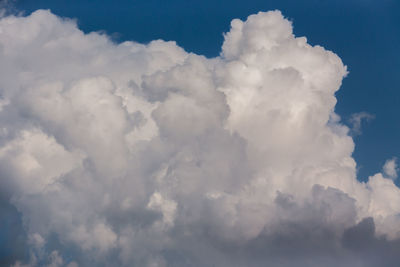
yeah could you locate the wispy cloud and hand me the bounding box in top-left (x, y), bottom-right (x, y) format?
top-left (348, 111), bottom-right (375, 136)
top-left (383, 158), bottom-right (398, 179)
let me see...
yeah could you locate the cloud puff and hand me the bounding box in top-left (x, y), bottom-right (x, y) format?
top-left (383, 158), bottom-right (398, 179)
top-left (1, 9), bottom-right (400, 267)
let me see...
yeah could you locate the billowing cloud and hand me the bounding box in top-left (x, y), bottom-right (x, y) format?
top-left (1, 9), bottom-right (400, 267)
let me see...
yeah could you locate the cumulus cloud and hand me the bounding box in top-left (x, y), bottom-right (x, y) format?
top-left (0, 9), bottom-right (400, 267)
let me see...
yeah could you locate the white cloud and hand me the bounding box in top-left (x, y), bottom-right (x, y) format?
top-left (0, 9), bottom-right (400, 267)
top-left (383, 158), bottom-right (398, 179)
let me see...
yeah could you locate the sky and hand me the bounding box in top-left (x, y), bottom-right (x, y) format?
top-left (0, 0), bottom-right (400, 266)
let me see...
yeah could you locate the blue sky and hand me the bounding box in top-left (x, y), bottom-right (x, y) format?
top-left (15, 0), bottom-right (400, 181)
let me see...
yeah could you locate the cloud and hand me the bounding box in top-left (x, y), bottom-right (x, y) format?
top-left (383, 158), bottom-right (398, 179)
top-left (0, 9), bottom-right (400, 267)
top-left (0, 0), bottom-right (17, 17)
top-left (348, 111), bottom-right (375, 136)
